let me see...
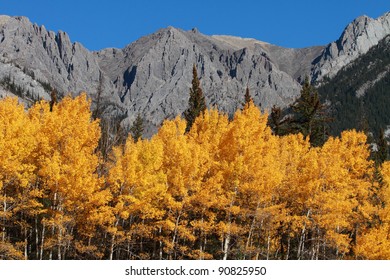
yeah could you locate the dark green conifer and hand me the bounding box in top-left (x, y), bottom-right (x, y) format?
top-left (268, 105), bottom-right (291, 136)
top-left (184, 64), bottom-right (206, 132)
top-left (130, 113), bottom-right (144, 142)
top-left (243, 86), bottom-right (252, 107)
top-left (291, 77), bottom-right (329, 146)
top-left (49, 89), bottom-right (57, 112)
top-left (376, 128), bottom-right (388, 165)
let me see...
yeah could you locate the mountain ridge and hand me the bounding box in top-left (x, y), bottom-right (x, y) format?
top-left (318, 34), bottom-right (390, 137)
top-left (0, 12), bottom-right (389, 136)
top-left (311, 12), bottom-right (390, 82)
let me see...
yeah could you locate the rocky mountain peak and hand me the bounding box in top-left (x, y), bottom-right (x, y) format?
top-left (311, 12), bottom-right (390, 82)
top-left (0, 15), bottom-right (122, 116)
top-left (0, 15), bottom-right (11, 26)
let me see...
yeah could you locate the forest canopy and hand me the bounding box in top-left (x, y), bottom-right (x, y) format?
top-left (0, 94), bottom-right (389, 260)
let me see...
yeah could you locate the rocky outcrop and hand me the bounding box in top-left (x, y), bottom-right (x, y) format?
top-left (0, 15), bottom-right (123, 113)
top-left (311, 12), bottom-right (390, 82)
top-left (96, 27), bottom-right (312, 132)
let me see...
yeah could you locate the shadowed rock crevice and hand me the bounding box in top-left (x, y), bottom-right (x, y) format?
top-left (123, 65), bottom-right (137, 89)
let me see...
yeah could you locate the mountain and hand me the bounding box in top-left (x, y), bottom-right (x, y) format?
top-left (95, 27), bottom-right (323, 133)
top-left (0, 12), bottom-right (389, 136)
top-left (0, 15), bottom-right (124, 116)
top-left (318, 34), bottom-right (390, 138)
top-left (311, 12), bottom-right (390, 82)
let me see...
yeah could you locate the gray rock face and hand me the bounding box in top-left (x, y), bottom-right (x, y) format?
top-left (0, 15), bottom-right (123, 116)
top-left (0, 12), bottom-right (389, 136)
top-left (96, 27), bottom-right (316, 133)
top-left (311, 12), bottom-right (390, 82)
top-left (210, 35), bottom-right (324, 81)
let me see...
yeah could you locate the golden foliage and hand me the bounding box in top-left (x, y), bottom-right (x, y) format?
top-left (0, 95), bottom-right (385, 259)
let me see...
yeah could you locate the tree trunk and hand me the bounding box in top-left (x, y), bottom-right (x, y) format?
top-left (297, 209), bottom-right (311, 259)
top-left (223, 211), bottom-right (233, 260)
top-left (223, 231), bottom-right (230, 260)
top-left (159, 226), bottom-right (163, 260)
top-left (223, 187), bottom-right (237, 260)
top-left (24, 227), bottom-right (28, 260)
top-left (286, 236), bottom-right (291, 260)
top-left (170, 213), bottom-right (182, 259)
top-left (109, 234), bottom-right (115, 260)
top-left (109, 219), bottom-right (119, 260)
top-left (57, 227), bottom-right (62, 260)
top-left (266, 231), bottom-right (271, 260)
top-left (202, 236), bottom-right (207, 260)
top-left (35, 216), bottom-right (39, 259)
top-left (40, 225), bottom-right (45, 260)
top-left (2, 192), bottom-right (7, 242)
top-left (297, 231), bottom-right (305, 260)
top-left (245, 207), bottom-right (258, 260)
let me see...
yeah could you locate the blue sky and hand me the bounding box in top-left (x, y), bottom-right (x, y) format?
top-left (1, 0), bottom-right (389, 50)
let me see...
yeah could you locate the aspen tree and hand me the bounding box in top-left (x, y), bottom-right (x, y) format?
top-left (0, 98), bottom-right (39, 259)
top-left (107, 136), bottom-right (167, 259)
top-left (154, 117), bottom-right (198, 258)
top-left (355, 161), bottom-right (390, 259)
top-left (28, 94), bottom-right (105, 259)
top-left (217, 101), bottom-right (282, 259)
top-left (187, 109), bottom-right (229, 259)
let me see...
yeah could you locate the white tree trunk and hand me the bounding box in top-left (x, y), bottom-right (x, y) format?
top-left (40, 225), bottom-right (45, 260)
top-left (223, 232), bottom-right (230, 260)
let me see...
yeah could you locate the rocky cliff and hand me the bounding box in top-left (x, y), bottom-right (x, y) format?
top-left (96, 27), bottom-right (323, 132)
top-left (317, 34), bottom-right (390, 137)
top-left (0, 15), bottom-right (123, 116)
top-left (311, 12), bottom-right (390, 82)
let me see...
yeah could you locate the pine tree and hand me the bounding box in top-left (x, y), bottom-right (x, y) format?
top-left (130, 113), bottom-right (144, 142)
top-left (49, 89), bottom-right (57, 112)
top-left (184, 64), bottom-right (206, 132)
top-left (291, 77), bottom-right (329, 147)
top-left (268, 105), bottom-right (291, 136)
top-left (376, 128), bottom-right (388, 165)
top-left (243, 86), bottom-right (252, 107)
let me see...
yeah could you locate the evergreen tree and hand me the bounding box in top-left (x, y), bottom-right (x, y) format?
top-left (49, 89), bottom-right (57, 112)
top-left (375, 128), bottom-right (388, 165)
top-left (243, 86), bottom-right (252, 107)
top-left (268, 105), bottom-right (291, 136)
top-left (184, 64), bottom-right (206, 132)
top-left (291, 77), bottom-right (329, 146)
top-left (130, 113), bottom-right (144, 142)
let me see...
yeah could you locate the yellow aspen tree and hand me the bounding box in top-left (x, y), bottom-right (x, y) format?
top-left (355, 161), bottom-right (390, 259)
top-left (272, 133), bottom-right (314, 259)
top-left (217, 101), bottom-right (283, 259)
top-left (310, 130), bottom-right (373, 259)
top-left (275, 130), bottom-right (372, 259)
top-left (154, 116), bottom-right (199, 259)
top-left (107, 136), bottom-right (167, 259)
top-left (0, 97), bottom-right (41, 259)
top-left (186, 109), bottom-right (229, 259)
top-left (28, 94), bottom-right (106, 259)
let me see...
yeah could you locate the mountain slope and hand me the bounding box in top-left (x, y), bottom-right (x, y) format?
top-left (318, 35), bottom-right (390, 137)
top-left (96, 27), bottom-right (320, 132)
top-left (311, 12), bottom-right (390, 82)
top-left (0, 15), bottom-right (124, 115)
